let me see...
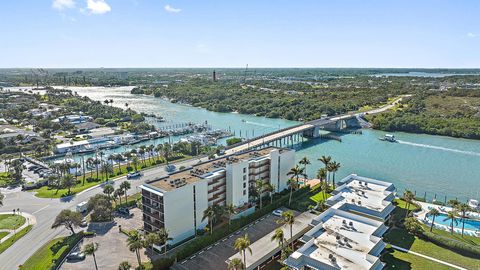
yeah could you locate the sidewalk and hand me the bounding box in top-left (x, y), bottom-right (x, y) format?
top-left (0, 211), bottom-right (36, 244)
top-left (390, 244), bottom-right (467, 270)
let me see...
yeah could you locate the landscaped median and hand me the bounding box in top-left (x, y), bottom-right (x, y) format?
top-left (31, 154), bottom-right (192, 199)
top-left (0, 213), bottom-right (33, 254)
top-left (19, 232), bottom-right (91, 270)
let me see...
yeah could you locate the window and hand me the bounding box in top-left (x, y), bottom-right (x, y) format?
top-left (243, 175), bottom-right (247, 181)
top-left (243, 190), bottom-right (247, 195)
top-left (243, 183), bottom-right (246, 188)
top-left (243, 168), bottom-right (247, 173)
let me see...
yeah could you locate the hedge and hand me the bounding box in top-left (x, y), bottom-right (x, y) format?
top-left (421, 231), bottom-right (480, 258)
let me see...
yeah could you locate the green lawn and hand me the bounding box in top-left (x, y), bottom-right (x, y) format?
top-left (288, 184), bottom-right (331, 211)
top-left (0, 225), bottom-right (32, 254)
top-left (382, 249), bottom-right (454, 270)
top-left (309, 189), bottom-right (330, 203)
top-left (20, 233), bottom-right (82, 270)
top-left (383, 200), bottom-right (480, 269)
top-left (0, 214), bottom-right (26, 230)
top-left (0, 172), bottom-right (12, 187)
top-left (0, 232), bottom-right (8, 240)
top-left (33, 154), bottom-right (191, 198)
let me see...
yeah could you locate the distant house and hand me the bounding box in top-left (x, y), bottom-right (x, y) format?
top-left (53, 115), bottom-right (93, 125)
top-left (0, 125), bottom-right (39, 143)
top-left (75, 122), bottom-right (101, 133)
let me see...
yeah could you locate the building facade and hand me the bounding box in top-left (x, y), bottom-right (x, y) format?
top-left (140, 147), bottom-right (295, 245)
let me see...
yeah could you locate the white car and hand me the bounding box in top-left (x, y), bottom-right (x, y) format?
top-left (127, 171), bottom-right (141, 179)
top-left (272, 209), bottom-right (284, 217)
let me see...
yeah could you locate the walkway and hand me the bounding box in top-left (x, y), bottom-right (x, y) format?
top-left (0, 211), bottom-right (36, 244)
top-left (390, 244), bottom-right (467, 270)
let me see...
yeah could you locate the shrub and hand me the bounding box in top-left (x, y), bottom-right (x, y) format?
top-left (421, 231), bottom-right (480, 257)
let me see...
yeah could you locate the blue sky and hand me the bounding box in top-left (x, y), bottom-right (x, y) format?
top-left (0, 0), bottom-right (479, 68)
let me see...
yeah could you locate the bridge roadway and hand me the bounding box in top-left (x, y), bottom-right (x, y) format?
top-left (225, 96), bottom-right (407, 155)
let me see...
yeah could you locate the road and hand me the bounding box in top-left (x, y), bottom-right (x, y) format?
top-left (0, 156), bottom-right (208, 270)
top-left (225, 96), bottom-right (408, 155)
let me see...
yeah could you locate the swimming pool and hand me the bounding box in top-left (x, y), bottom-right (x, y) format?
top-left (427, 213), bottom-right (480, 231)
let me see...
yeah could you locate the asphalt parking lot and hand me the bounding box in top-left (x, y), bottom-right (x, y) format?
top-left (171, 208), bottom-right (300, 270)
top-left (61, 208), bottom-right (147, 270)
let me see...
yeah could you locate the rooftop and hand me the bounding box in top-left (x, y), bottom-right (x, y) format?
top-left (144, 147), bottom-right (286, 192)
top-left (327, 174), bottom-right (395, 219)
top-left (285, 208), bottom-right (387, 270)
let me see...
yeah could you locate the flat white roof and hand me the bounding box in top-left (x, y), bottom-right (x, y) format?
top-left (327, 174), bottom-right (395, 219)
top-left (285, 208), bottom-right (386, 270)
top-left (56, 140), bottom-right (90, 149)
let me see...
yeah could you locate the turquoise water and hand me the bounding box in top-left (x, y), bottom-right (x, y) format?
top-left (427, 213), bottom-right (480, 231)
top-left (56, 86), bottom-right (480, 202)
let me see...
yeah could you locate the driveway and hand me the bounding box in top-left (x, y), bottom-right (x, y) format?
top-left (171, 208), bottom-right (301, 270)
top-left (61, 208), bottom-right (147, 270)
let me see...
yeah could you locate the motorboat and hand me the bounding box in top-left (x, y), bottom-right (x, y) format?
top-left (378, 134), bottom-right (397, 142)
top-left (468, 199), bottom-right (479, 210)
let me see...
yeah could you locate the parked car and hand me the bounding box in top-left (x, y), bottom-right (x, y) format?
top-left (127, 171), bottom-right (141, 179)
top-left (272, 209), bottom-right (284, 217)
top-left (118, 207), bottom-right (130, 215)
top-left (66, 252), bottom-right (86, 261)
top-left (80, 219), bottom-right (88, 227)
top-left (76, 201), bottom-right (88, 213)
top-left (165, 164), bottom-right (176, 172)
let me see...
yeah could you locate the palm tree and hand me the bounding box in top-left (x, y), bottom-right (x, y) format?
top-left (131, 156), bottom-right (140, 171)
top-left (147, 144), bottom-right (155, 164)
top-left (155, 144), bottom-right (163, 162)
top-left (263, 183), bottom-right (274, 205)
top-left (127, 231), bottom-right (144, 268)
top-left (83, 242), bottom-right (99, 270)
top-left (328, 161), bottom-right (341, 188)
top-left (103, 184), bottom-right (115, 200)
top-left (278, 211), bottom-right (295, 249)
top-left (287, 178), bottom-right (298, 206)
top-left (120, 181), bottom-right (131, 204)
top-left (62, 174), bottom-right (76, 195)
top-left (317, 168), bottom-right (327, 199)
top-left (115, 153), bottom-right (124, 173)
top-left (270, 228), bottom-right (285, 248)
top-left (227, 258), bottom-right (244, 270)
top-left (443, 211), bottom-right (458, 234)
top-left (162, 143), bottom-right (172, 164)
top-left (224, 204), bottom-right (237, 227)
top-left (299, 156), bottom-right (310, 178)
top-left (86, 157), bottom-right (95, 179)
top-left (138, 147), bottom-right (146, 166)
top-left (0, 192), bottom-right (4, 206)
top-left (403, 190), bottom-right (415, 218)
top-left (318, 155), bottom-right (331, 182)
top-left (101, 162), bottom-right (114, 181)
top-left (158, 228), bottom-right (172, 255)
top-left (118, 261), bottom-right (131, 270)
top-left (428, 208), bottom-right (440, 232)
top-left (287, 165), bottom-right (306, 186)
top-left (234, 234), bottom-right (252, 269)
top-left (457, 203), bottom-right (471, 236)
top-left (202, 206), bottom-right (215, 234)
top-left (255, 179), bottom-right (265, 209)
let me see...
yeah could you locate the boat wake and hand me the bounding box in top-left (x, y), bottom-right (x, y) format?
top-left (396, 140), bottom-right (480, 157)
top-left (244, 121), bottom-right (276, 128)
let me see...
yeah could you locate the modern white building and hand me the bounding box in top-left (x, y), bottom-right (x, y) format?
top-left (326, 174), bottom-right (396, 221)
top-left (140, 147), bottom-right (295, 245)
top-left (284, 208), bottom-right (388, 270)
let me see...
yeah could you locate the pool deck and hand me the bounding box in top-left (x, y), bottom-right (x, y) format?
top-left (414, 200), bottom-right (480, 237)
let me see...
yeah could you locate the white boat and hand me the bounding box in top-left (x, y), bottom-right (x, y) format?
top-left (379, 134), bottom-right (397, 142)
top-left (468, 199), bottom-right (479, 210)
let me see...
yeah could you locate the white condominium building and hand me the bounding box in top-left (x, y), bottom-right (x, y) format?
top-left (140, 147), bottom-right (295, 244)
top-left (284, 208), bottom-right (389, 270)
top-left (326, 174), bottom-right (396, 221)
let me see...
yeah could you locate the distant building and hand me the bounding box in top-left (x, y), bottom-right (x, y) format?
top-left (139, 147), bottom-right (295, 245)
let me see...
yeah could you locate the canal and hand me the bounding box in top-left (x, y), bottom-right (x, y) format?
top-left (57, 86), bottom-right (480, 202)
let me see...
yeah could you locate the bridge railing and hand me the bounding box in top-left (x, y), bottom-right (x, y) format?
top-left (224, 123), bottom-right (307, 150)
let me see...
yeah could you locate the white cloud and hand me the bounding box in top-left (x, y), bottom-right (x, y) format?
top-left (87, 0), bottom-right (111, 14)
top-left (164, 4), bottom-right (181, 13)
top-left (52, 0), bottom-right (75, 10)
top-left (467, 32), bottom-right (477, 38)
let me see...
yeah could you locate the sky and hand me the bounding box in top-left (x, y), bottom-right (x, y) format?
top-left (0, 0), bottom-right (479, 68)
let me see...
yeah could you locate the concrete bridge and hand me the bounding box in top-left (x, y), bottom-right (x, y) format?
top-left (224, 96), bottom-right (407, 155)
